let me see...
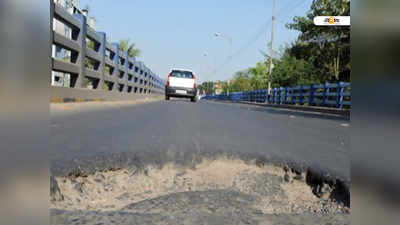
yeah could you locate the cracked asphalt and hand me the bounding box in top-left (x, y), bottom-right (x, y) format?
top-left (50, 99), bottom-right (350, 225)
top-left (51, 99), bottom-right (349, 181)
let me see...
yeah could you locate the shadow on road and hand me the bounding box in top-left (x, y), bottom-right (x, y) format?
top-left (165, 98), bottom-right (199, 104)
top-left (207, 101), bottom-right (350, 122)
top-left (251, 106), bottom-right (350, 122)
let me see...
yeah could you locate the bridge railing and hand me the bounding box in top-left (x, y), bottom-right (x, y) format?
top-left (50, 2), bottom-right (165, 96)
top-left (203, 82), bottom-right (351, 109)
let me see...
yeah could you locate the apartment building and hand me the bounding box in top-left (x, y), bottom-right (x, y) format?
top-left (51, 0), bottom-right (97, 87)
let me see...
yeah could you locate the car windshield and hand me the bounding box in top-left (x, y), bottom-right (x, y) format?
top-left (171, 70), bottom-right (194, 79)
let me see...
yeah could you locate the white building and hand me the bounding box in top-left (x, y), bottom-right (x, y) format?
top-left (52, 0), bottom-right (97, 87)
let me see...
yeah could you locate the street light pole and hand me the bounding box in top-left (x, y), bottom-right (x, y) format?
top-left (214, 32), bottom-right (233, 63)
top-left (213, 55), bottom-right (217, 78)
top-left (200, 52), bottom-right (208, 95)
top-left (214, 32), bottom-right (233, 95)
top-left (267, 0), bottom-right (275, 96)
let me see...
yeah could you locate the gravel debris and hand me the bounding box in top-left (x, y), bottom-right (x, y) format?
top-left (51, 158), bottom-right (350, 224)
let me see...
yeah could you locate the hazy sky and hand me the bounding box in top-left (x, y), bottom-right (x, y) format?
top-left (80, 0), bottom-right (312, 82)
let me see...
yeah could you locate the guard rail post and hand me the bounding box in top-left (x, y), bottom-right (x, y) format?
top-left (323, 82), bottom-right (328, 106)
top-left (73, 13), bottom-right (87, 88)
top-left (309, 84), bottom-right (315, 106)
top-left (337, 82), bottom-right (344, 108)
top-left (111, 43), bottom-right (120, 92)
top-left (299, 85), bottom-right (304, 105)
top-left (123, 51), bottom-right (129, 93)
top-left (97, 32), bottom-right (106, 90)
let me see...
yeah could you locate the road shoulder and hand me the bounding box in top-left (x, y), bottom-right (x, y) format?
top-left (51, 96), bottom-right (164, 115)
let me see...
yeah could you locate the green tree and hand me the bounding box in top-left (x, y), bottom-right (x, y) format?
top-left (228, 70), bottom-right (252, 92)
top-left (286, 0), bottom-right (350, 82)
top-left (271, 50), bottom-right (319, 87)
top-left (200, 81), bottom-right (215, 95)
top-left (212, 0), bottom-right (350, 92)
top-left (119, 39), bottom-right (141, 58)
top-left (248, 61), bottom-right (268, 90)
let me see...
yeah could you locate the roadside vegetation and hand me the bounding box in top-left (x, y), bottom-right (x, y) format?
top-left (199, 0), bottom-right (350, 94)
top-left (118, 39), bottom-right (141, 58)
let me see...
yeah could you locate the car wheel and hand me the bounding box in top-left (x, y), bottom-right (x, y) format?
top-left (165, 95), bottom-right (170, 100)
top-left (191, 97), bottom-right (197, 102)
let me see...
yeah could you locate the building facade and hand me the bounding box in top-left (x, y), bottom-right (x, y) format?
top-left (51, 0), bottom-right (97, 87)
top-left (214, 83), bottom-right (223, 95)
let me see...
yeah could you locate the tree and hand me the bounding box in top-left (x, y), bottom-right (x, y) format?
top-left (119, 39), bottom-right (141, 58)
top-left (248, 61), bottom-right (268, 90)
top-left (199, 81), bottom-right (215, 95)
top-left (209, 0), bottom-right (350, 92)
top-left (228, 70), bottom-right (252, 92)
top-left (286, 0), bottom-right (350, 82)
top-left (271, 50), bottom-right (319, 87)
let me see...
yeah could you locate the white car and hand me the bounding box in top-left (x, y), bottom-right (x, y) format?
top-left (165, 69), bottom-right (197, 102)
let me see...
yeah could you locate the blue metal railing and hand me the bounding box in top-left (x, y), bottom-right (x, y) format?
top-left (202, 82), bottom-right (351, 109)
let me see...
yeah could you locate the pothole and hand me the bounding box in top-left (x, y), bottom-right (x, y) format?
top-left (51, 158), bottom-right (349, 215)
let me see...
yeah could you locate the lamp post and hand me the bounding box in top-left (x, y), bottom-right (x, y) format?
top-left (200, 52), bottom-right (208, 95)
top-left (214, 32), bottom-right (232, 63)
top-left (214, 32), bottom-right (232, 95)
top-left (267, 0), bottom-right (276, 96)
top-left (200, 52), bottom-right (215, 81)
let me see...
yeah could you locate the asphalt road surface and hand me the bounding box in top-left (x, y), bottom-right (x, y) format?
top-left (50, 99), bottom-right (349, 181)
